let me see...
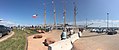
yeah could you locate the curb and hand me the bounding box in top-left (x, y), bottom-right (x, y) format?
top-left (0, 31), bottom-right (14, 42)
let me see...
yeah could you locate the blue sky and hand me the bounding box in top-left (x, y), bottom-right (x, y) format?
top-left (0, 0), bottom-right (119, 27)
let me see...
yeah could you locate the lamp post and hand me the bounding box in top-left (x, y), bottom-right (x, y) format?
top-left (107, 12), bottom-right (109, 30)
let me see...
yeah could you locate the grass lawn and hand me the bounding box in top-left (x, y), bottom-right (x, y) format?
top-left (24, 28), bottom-right (39, 36)
top-left (0, 29), bottom-right (27, 50)
top-left (0, 29), bottom-right (38, 50)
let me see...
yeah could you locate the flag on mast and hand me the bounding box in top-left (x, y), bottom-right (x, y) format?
top-left (32, 14), bottom-right (38, 18)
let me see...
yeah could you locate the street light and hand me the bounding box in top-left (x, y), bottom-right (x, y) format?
top-left (107, 12), bottom-right (109, 30)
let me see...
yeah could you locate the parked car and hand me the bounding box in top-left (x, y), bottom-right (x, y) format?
top-left (103, 29), bottom-right (107, 32)
top-left (107, 29), bottom-right (117, 35)
top-left (0, 25), bottom-right (12, 38)
top-left (6, 27), bottom-right (12, 32)
top-left (90, 29), bottom-right (96, 32)
top-left (45, 26), bottom-right (53, 32)
top-left (96, 28), bottom-right (103, 33)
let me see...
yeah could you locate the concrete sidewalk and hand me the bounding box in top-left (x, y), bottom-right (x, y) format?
top-left (72, 31), bottom-right (119, 50)
top-left (27, 30), bottom-right (119, 50)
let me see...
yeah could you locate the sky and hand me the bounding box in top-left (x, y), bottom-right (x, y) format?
top-left (0, 0), bottom-right (119, 27)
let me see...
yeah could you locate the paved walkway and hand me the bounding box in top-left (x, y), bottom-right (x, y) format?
top-left (0, 31), bottom-right (14, 42)
top-left (27, 30), bottom-right (119, 50)
top-left (72, 31), bottom-right (119, 50)
top-left (27, 30), bottom-right (62, 50)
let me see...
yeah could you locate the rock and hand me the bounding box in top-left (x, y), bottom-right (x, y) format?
top-left (43, 38), bottom-right (56, 46)
top-left (37, 30), bottom-right (45, 33)
top-left (33, 35), bottom-right (42, 39)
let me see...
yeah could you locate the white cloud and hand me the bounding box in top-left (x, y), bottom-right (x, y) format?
top-left (69, 20), bottom-right (119, 27)
top-left (0, 19), bottom-right (17, 27)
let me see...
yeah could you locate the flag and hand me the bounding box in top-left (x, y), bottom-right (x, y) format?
top-left (32, 14), bottom-right (38, 18)
top-left (52, 0), bottom-right (54, 4)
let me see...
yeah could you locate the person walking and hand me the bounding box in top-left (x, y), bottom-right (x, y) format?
top-left (78, 28), bottom-right (83, 37)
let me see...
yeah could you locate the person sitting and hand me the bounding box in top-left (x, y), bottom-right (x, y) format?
top-left (61, 30), bottom-right (67, 40)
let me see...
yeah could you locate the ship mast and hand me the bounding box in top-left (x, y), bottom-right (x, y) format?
top-left (52, 0), bottom-right (56, 29)
top-left (44, 2), bottom-right (46, 28)
top-left (73, 1), bottom-right (78, 30)
top-left (63, 0), bottom-right (66, 31)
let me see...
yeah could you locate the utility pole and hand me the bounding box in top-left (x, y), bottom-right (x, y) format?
top-left (52, 0), bottom-right (56, 29)
top-left (44, 2), bottom-right (46, 29)
top-left (63, 0), bottom-right (66, 31)
top-left (107, 12), bottom-right (109, 30)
